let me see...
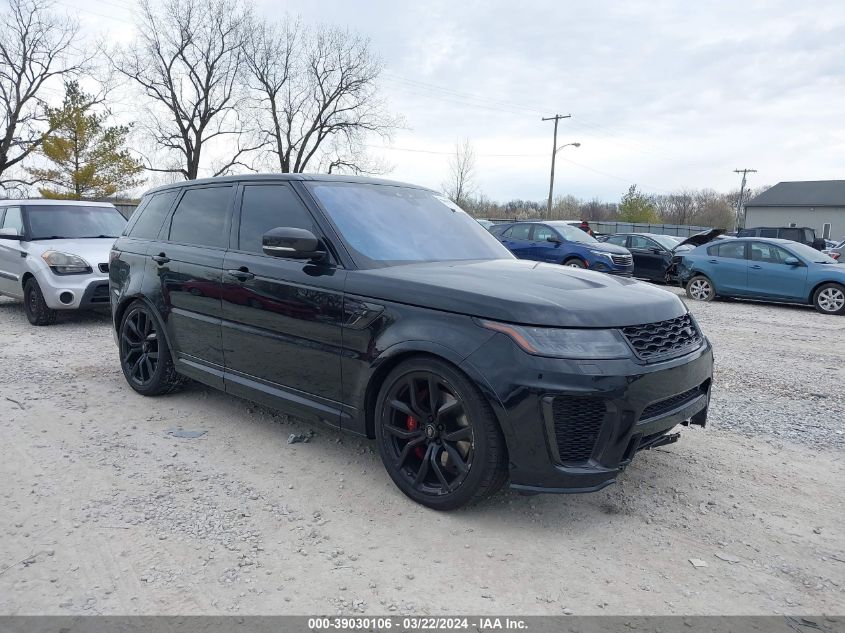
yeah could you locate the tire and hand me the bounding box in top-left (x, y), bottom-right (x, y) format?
top-left (812, 283), bottom-right (845, 315)
top-left (686, 275), bottom-right (715, 302)
top-left (24, 279), bottom-right (58, 326)
top-left (563, 258), bottom-right (585, 268)
top-left (118, 301), bottom-right (186, 396)
top-left (374, 357), bottom-right (508, 510)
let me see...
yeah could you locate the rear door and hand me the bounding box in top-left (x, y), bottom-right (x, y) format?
top-left (499, 223), bottom-right (533, 258)
top-left (221, 182), bottom-right (346, 423)
top-left (0, 206), bottom-right (24, 297)
top-left (152, 184), bottom-right (234, 384)
top-left (747, 241), bottom-right (808, 300)
top-left (704, 241), bottom-right (749, 295)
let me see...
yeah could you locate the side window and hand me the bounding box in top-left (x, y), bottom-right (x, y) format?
top-left (779, 228), bottom-right (801, 242)
top-left (806, 228), bottom-right (819, 242)
top-left (128, 191), bottom-right (178, 240)
top-left (629, 235), bottom-right (653, 249)
top-left (1, 206), bottom-right (23, 234)
top-left (507, 224), bottom-right (532, 240)
top-left (750, 242), bottom-right (790, 263)
top-left (532, 225), bottom-right (556, 241)
top-left (606, 235), bottom-right (627, 247)
top-left (713, 241), bottom-right (746, 259)
top-left (238, 185), bottom-right (315, 254)
top-left (168, 186), bottom-right (232, 248)
top-left (759, 228), bottom-right (778, 238)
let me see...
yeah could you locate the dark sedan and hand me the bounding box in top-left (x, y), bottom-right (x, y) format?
top-left (604, 230), bottom-right (724, 281)
top-left (110, 175), bottom-right (713, 510)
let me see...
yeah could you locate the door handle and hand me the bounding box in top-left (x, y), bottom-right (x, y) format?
top-left (152, 253), bottom-right (170, 265)
top-left (749, 264), bottom-right (762, 269)
top-left (227, 267), bottom-right (255, 281)
top-left (707, 259), bottom-right (718, 264)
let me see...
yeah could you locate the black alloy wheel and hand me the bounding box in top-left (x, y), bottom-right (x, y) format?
top-left (119, 302), bottom-right (185, 396)
top-left (376, 358), bottom-right (507, 510)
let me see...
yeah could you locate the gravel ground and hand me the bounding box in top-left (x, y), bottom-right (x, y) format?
top-left (0, 291), bottom-right (843, 616)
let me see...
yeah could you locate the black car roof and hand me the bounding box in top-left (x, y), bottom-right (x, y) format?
top-left (143, 173), bottom-right (434, 197)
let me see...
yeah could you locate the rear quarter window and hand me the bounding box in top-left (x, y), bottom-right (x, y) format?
top-left (128, 191), bottom-right (178, 240)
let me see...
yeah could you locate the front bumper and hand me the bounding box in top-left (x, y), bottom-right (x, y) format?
top-left (461, 334), bottom-right (713, 493)
top-left (588, 260), bottom-right (634, 277)
top-left (35, 267), bottom-right (111, 310)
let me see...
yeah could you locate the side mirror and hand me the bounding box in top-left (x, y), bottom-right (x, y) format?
top-left (262, 227), bottom-right (326, 261)
top-left (546, 236), bottom-right (561, 243)
top-left (0, 228), bottom-right (22, 240)
top-left (651, 247), bottom-right (663, 254)
top-left (784, 256), bottom-right (800, 266)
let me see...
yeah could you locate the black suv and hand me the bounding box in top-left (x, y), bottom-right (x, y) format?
top-left (737, 226), bottom-right (826, 250)
top-left (110, 175), bottom-right (713, 510)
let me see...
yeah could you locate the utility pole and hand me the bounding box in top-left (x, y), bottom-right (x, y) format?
top-left (734, 168), bottom-right (757, 229)
top-left (543, 114), bottom-right (571, 216)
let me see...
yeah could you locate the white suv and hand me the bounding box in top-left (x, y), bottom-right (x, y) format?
top-left (0, 200), bottom-right (127, 325)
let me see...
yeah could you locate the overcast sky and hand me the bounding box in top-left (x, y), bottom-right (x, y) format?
top-left (66, 0), bottom-right (845, 202)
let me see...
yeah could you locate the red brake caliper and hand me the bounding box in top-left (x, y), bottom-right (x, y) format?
top-left (406, 414), bottom-right (426, 459)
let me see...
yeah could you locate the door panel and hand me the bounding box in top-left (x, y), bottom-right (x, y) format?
top-left (746, 242), bottom-right (808, 299)
top-left (530, 225), bottom-right (562, 262)
top-left (628, 235), bottom-right (665, 279)
top-left (153, 185), bottom-right (233, 377)
top-left (500, 224), bottom-right (533, 259)
top-left (221, 252), bottom-right (346, 411)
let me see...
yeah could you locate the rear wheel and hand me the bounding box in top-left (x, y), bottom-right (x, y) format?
top-left (563, 258), bottom-right (585, 268)
top-left (24, 279), bottom-right (57, 326)
top-left (375, 357), bottom-right (508, 510)
top-left (119, 302), bottom-right (185, 396)
top-left (813, 283), bottom-right (845, 315)
top-left (686, 275), bottom-right (715, 302)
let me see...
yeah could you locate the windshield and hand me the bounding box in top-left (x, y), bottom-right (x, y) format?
top-left (548, 222), bottom-right (597, 244)
top-left (307, 183), bottom-right (514, 267)
top-left (27, 205), bottom-right (127, 240)
top-left (786, 241), bottom-right (838, 264)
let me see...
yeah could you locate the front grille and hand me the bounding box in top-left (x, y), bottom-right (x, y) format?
top-left (551, 396), bottom-right (606, 463)
top-left (89, 283), bottom-right (110, 303)
top-left (98, 263), bottom-right (109, 273)
top-left (611, 254), bottom-right (633, 266)
top-left (641, 385), bottom-right (704, 421)
top-left (621, 313), bottom-right (702, 361)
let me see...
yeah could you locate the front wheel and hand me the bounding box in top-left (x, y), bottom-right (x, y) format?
top-left (24, 279), bottom-right (57, 326)
top-left (813, 283), bottom-right (845, 315)
top-left (563, 258), bottom-right (585, 268)
top-left (375, 357), bottom-right (508, 510)
top-left (119, 302), bottom-right (185, 396)
top-left (686, 275), bottom-right (715, 302)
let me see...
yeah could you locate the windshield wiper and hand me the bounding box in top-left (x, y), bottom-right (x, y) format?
top-left (33, 236), bottom-right (68, 240)
top-left (77, 235), bottom-right (119, 239)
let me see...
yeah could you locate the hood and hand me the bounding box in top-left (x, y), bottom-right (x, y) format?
top-left (346, 259), bottom-right (687, 328)
top-left (674, 229), bottom-right (725, 251)
top-left (23, 238), bottom-right (116, 269)
top-left (584, 240), bottom-right (630, 255)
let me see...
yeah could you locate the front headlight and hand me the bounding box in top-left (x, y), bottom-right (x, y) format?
top-left (41, 250), bottom-right (92, 275)
top-left (589, 250), bottom-right (614, 260)
top-left (480, 320), bottom-right (632, 359)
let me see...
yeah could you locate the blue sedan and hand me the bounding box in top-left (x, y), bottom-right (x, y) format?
top-left (677, 237), bottom-right (845, 315)
top-left (489, 221), bottom-right (634, 275)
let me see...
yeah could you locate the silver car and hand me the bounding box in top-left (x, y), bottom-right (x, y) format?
top-left (0, 200), bottom-right (126, 325)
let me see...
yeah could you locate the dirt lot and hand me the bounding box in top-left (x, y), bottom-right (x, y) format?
top-left (0, 289), bottom-right (843, 616)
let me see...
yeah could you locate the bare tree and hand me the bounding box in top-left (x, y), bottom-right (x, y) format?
top-left (245, 20), bottom-right (399, 174)
top-left (442, 138), bottom-right (476, 208)
top-left (111, 0), bottom-right (256, 180)
top-left (0, 0), bottom-right (86, 191)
